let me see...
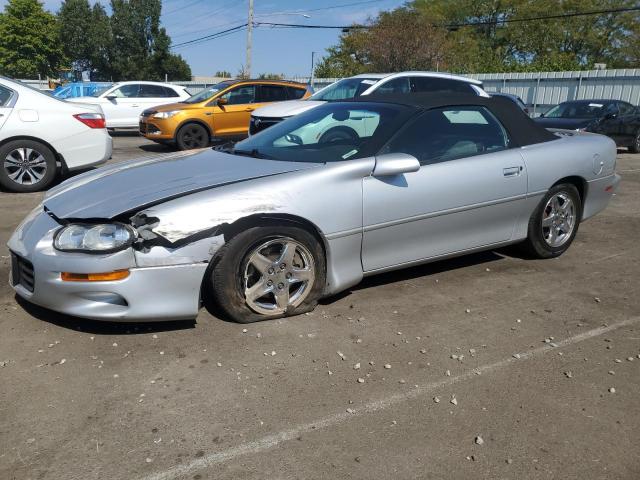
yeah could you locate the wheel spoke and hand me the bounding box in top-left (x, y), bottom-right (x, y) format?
top-left (542, 215), bottom-right (554, 227)
top-left (290, 267), bottom-right (313, 283)
top-left (277, 241), bottom-right (297, 267)
top-left (245, 279), bottom-right (272, 302)
top-left (274, 286), bottom-right (289, 310)
top-left (249, 252), bottom-right (273, 274)
top-left (27, 167), bottom-right (44, 181)
top-left (8, 168), bottom-right (24, 181)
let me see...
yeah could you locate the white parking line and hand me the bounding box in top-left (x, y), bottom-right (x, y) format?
top-left (140, 316), bottom-right (640, 480)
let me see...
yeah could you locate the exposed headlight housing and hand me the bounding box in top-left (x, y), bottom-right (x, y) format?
top-left (152, 110), bottom-right (180, 119)
top-left (54, 223), bottom-right (135, 253)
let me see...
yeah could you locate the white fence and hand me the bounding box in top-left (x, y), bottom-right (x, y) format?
top-left (22, 68), bottom-right (640, 116)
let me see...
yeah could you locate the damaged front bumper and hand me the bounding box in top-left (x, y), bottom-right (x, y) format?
top-left (8, 207), bottom-right (207, 322)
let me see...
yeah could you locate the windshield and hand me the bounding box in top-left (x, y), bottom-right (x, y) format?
top-left (310, 78), bottom-right (380, 101)
top-left (91, 86), bottom-right (111, 97)
top-left (182, 82), bottom-right (230, 104)
top-left (545, 102), bottom-right (613, 119)
top-left (232, 102), bottom-right (412, 163)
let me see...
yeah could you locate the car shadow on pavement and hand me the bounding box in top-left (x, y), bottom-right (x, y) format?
top-left (15, 295), bottom-right (196, 335)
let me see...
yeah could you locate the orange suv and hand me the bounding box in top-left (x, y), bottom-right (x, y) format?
top-left (139, 79), bottom-right (310, 150)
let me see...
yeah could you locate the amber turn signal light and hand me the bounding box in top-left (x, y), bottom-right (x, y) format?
top-left (61, 270), bottom-right (130, 282)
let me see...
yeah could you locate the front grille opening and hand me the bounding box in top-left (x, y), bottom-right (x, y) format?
top-left (11, 253), bottom-right (35, 292)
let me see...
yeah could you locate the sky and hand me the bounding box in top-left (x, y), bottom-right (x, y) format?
top-left (0, 0), bottom-right (406, 77)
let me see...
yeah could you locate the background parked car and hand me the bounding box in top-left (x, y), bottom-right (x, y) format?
top-left (249, 72), bottom-right (488, 135)
top-left (52, 82), bottom-right (113, 99)
top-left (0, 77), bottom-right (111, 193)
top-left (68, 81), bottom-right (190, 129)
top-left (490, 92), bottom-right (529, 115)
top-left (140, 79), bottom-right (310, 150)
top-left (534, 99), bottom-right (640, 152)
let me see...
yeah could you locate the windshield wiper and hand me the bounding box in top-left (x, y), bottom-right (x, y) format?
top-left (232, 148), bottom-right (274, 159)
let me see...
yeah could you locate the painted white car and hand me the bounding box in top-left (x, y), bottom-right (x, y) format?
top-left (68, 81), bottom-right (190, 128)
top-left (0, 77), bottom-right (112, 193)
top-left (249, 72), bottom-right (488, 135)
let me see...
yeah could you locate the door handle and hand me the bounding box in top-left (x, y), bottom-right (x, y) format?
top-left (503, 166), bottom-right (522, 177)
top-left (245, 108), bottom-right (255, 112)
top-left (131, 104), bottom-right (140, 107)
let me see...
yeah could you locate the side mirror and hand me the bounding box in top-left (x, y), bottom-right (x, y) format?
top-left (604, 112), bottom-right (616, 120)
top-left (105, 95), bottom-right (117, 101)
top-left (373, 153), bottom-right (420, 177)
top-left (538, 112), bottom-right (545, 118)
top-left (216, 97), bottom-right (228, 107)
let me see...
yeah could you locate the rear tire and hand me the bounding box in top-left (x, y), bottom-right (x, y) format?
top-left (209, 224), bottom-right (326, 323)
top-left (0, 140), bottom-right (57, 192)
top-left (520, 183), bottom-right (581, 258)
top-left (176, 123), bottom-right (210, 150)
top-left (629, 129), bottom-right (640, 153)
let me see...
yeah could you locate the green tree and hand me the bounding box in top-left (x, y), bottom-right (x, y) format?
top-left (109, 0), bottom-right (191, 81)
top-left (58, 0), bottom-right (113, 79)
top-left (0, 0), bottom-right (65, 78)
top-left (257, 72), bottom-right (284, 80)
top-left (215, 70), bottom-right (232, 78)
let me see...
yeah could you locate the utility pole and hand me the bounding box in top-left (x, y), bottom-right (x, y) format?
top-left (246, 0), bottom-right (254, 78)
top-left (310, 51), bottom-right (316, 89)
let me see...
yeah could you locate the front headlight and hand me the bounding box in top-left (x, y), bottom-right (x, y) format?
top-left (152, 110), bottom-right (180, 119)
top-left (54, 223), bottom-right (135, 253)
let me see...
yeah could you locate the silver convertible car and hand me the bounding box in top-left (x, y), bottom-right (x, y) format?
top-left (8, 94), bottom-right (619, 323)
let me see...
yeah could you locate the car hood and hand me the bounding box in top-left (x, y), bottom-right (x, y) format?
top-left (252, 100), bottom-right (326, 118)
top-left (44, 149), bottom-right (321, 219)
top-left (533, 117), bottom-right (595, 130)
top-left (144, 102), bottom-right (194, 114)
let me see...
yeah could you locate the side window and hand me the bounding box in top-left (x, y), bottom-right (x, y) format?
top-left (111, 84), bottom-right (140, 98)
top-left (375, 77), bottom-right (410, 95)
top-left (257, 85), bottom-right (288, 103)
top-left (221, 85), bottom-right (255, 105)
top-left (0, 85), bottom-right (14, 106)
top-left (604, 102), bottom-right (619, 115)
top-left (618, 102), bottom-right (634, 116)
top-left (139, 84), bottom-right (169, 97)
top-left (287, 86), bottom-right (307, 99)
top-left (381, 106), bottom-right (511, 165)
top-left (163, 86), bottom-right (180, 98)
top-left (410, 77), bottom-right (476, 95)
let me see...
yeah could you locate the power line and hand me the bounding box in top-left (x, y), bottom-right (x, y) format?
top-left (257, 0), bottom-right (389, 17)
top-left (256, 6), bottom-right (640, 31)
top-left (171, 23), bottom-right (248, 48)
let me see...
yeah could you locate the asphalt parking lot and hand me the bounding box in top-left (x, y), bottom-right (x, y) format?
top-left (1, 135), bottom-right (639, 480)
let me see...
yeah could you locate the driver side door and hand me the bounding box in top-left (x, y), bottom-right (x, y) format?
top-left (362, 106), bottom-right (528, 272)
top-left (209, 84), bottom-right (256, 137)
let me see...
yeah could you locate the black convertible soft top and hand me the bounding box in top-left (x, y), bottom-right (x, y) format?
top-left (352, 92), bottom-right (557, 147)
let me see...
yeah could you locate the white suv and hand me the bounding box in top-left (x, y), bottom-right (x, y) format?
top-left (0, 77), bottom-right (112, 193)
top-left (68, 81), bottom-right (190, 129)
top-left (249, 72), bottom-right (487, 135)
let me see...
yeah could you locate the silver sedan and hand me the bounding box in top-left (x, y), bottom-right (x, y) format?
top-left (8, 95), bottom-right (620, 323)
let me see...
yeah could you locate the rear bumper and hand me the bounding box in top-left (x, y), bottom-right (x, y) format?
top-left (583, 173), bottom-right (621, 221)
top-left (58, 129), bottom-right (112, 170)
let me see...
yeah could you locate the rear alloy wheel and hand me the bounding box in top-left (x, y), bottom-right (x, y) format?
top-left (209, 225), bottom-right (325, 323)
top-left (629, 129), bottom-right (640, 154)
top-left (0, 140), bottom-right (56, 192)
top-left (176, 123), bottom-right (210, 150)
top-left (521, 183), bottom-right (581, 258)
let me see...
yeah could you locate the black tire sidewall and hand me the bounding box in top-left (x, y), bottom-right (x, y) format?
top-left (211, 225), bottom-right (326, 323)
top-left (0, 140), bottom-right (56, 192)
top-left (176, 123), bottom-right (209, 150)
top-left (525, 183), bottom-right (582, 258)
top-left (630, 130), bottom-right (640, 154)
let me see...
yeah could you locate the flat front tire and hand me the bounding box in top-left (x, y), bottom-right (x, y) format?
top-left (209, 225), bottom-right (326, 323)
top-left (0, 140), bottom-right (57, 192)
top-left (521, 183), bottom-right (582, 258)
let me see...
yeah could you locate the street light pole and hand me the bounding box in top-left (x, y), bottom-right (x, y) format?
top-left (246, 0), bottom-right (254, 78)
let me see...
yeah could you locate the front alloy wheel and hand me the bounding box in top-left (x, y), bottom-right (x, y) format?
top-left (209, 224), bottom-right (325, 323)
top-left (243, 238), bottom-right (315, 315)
top-left (0, 140), bottom-right (56, 192)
